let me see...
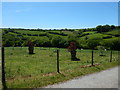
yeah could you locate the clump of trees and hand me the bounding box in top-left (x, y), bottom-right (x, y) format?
top-left (100, 37), bottom-right (120, 50)
top-left (96, 25), bottom-right (117, 33)
top-left (51, 36), bottom-right (68, 48)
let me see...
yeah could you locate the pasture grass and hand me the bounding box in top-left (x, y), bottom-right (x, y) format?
top-left (83, 31), bottom-right (96, 34)
top-left (4, 47), bottom-right (119, 88)
top-left (15, 30), bottom-right (46, 35)
top-left (79, 33), bottom-right (112, 40)
top-left (106, 29), bottom-right (120, 35)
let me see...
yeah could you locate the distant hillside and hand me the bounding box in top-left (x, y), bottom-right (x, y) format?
top-left (2, 25), bottom-right (120, 50)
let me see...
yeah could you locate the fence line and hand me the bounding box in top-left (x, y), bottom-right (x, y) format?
top-left (3, 47), bottom-right (118, 84)
top-left (1, 47), bottom-right (7, 89)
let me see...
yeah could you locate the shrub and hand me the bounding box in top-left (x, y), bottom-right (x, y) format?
top-left (101, 37), bottom-right (120, 50)
top-left (87, 39), bottom-right (100, 49)
top-left (51, 36), bottom-right (67, 48)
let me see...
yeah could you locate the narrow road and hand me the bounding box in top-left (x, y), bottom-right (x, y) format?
top-left (44, 66), bottom-right (119, 88)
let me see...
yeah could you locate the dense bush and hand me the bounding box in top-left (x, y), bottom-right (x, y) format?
top-left (87, 39), bottom-right (100, 49)
top-left (100, 38), bottom-right (120, 50)
top-left (51, 36), bottom-right (67, 48)
top-left (33, 38), bottom-right (51, 47)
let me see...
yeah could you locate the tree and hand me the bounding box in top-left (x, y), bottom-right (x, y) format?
top-left (51, 36), bottom-right (67, 48)
top-left (110, 38), bottom-right (120, 50)
top-left (96, 25), bottom-right (103, 33)
top-left (103, 25), bottom-right (111, 32)
top-left (67, 34), bottom-right (79, 47)
top-left (87, 39), bottom-right (100, 49)
top-left (96, 25), bottom-right (111, 32)
top-left (100, 38), bottom-right (120, 50)
top-left (111, 25), bottom-right (116, 30)
top-left (4, 40), bottom-right (14, 47)
top-left (79, 30), bottom-right (84, 35)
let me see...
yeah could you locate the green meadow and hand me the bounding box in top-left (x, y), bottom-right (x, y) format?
top-left (2, 25), bottom-right (120, 88)
top-left (4, 47), bottom-right (119, 88)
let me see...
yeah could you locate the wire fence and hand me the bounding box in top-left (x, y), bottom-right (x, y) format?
top-left (2, 47), bottom-right (119, 82)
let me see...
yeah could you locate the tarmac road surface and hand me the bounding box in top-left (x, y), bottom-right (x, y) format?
top-left (44, 66), bottom-right (119, 88)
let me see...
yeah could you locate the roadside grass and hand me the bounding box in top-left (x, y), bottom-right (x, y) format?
top-left (6, 62), bottom-right (118, 88)
top-left (4, 47), bottom-right (119, 88)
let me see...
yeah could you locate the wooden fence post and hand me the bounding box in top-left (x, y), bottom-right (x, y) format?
top-left (1, 47), bottom-right (7, 89)
top-left (110, 50), bottom-right (112, 62)
top-left (91, 50), bottom-right (94, 66)
top-left (57, 50), bottom-right (60, 73)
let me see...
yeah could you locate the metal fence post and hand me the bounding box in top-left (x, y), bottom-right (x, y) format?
top-left (57, 50), bottom-right (60, 73)
top-left (1, 47), bottom-right (7, 89)
top-left (92, 50), bottom-right (94, 66)
top-left (110, 50), bottom-right (112, 62)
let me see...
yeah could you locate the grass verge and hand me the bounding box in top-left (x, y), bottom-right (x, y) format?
top-left (6, 61), bottom-right (118, 88)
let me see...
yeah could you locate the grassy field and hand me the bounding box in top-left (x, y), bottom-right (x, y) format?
top-left (83, 31), bottom-right (96, 34)
top-left (79, 33), bottom-right (112, 40)
top-left (14, 30), bottom-right (46, 35)
top-left (105, 29), bottom-right (120, 35)
top-left (4, 47), bottom-right (119, 88)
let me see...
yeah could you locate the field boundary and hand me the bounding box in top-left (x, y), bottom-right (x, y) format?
top-left (6, 62), bottom-right (119, 88)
